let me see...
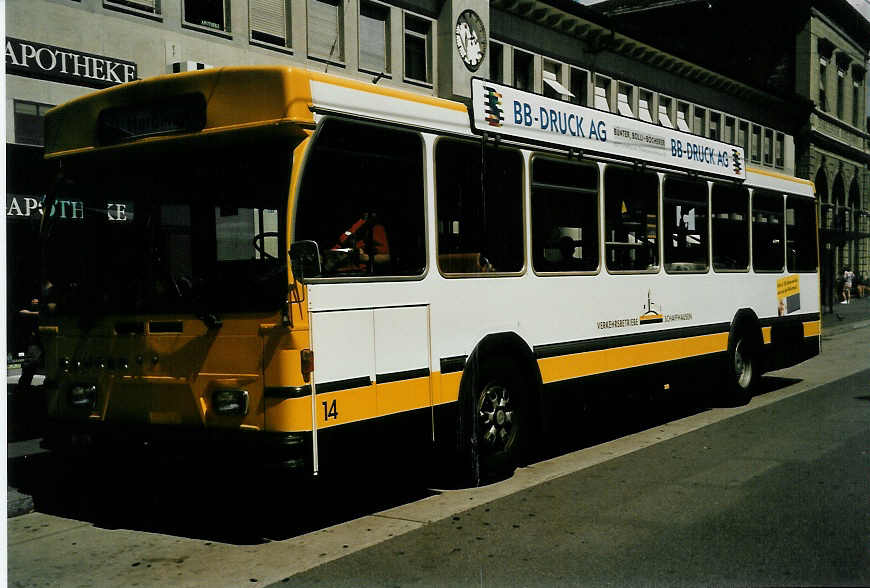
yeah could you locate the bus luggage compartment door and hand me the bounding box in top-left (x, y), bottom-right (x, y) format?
top-left (310, 305), bottom-right (432, 473)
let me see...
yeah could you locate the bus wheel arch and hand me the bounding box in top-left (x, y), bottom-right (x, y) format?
top-left (724, 309), bottom-right (763, 405)
top-left (456, 332), bottom-right (542, 486)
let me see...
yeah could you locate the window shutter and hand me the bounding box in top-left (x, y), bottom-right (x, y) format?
top-left (251, 0), bottom-right (286, 40)
top-left (308, 0), bottom-right (343, 60)
top-left (359, 8), bottom-right (387, 73)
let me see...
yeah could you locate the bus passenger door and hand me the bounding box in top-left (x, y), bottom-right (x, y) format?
top-left (309, 305), bottom-right (432, 472)
top-left (372, 305), bottom-right (433, 449)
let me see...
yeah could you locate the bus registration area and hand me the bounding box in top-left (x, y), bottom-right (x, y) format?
top-left (471, 78), bottom-right (745, 181)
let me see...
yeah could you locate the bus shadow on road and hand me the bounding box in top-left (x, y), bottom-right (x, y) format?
top-left (537, 374), bottom-right (803, 462)
top-left (8, 452), bottom-right (437, 545)
top-left (8, 376), bottom-right (802, 544)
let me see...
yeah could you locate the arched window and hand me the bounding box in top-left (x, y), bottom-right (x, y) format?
top-left (848, 177), bottom-right (860, 235)
top-left (832, 172), bottom-right (846, 232)
top-left (815, 167), bottom-right (830, 228)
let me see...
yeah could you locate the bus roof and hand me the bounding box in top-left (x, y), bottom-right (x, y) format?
top-left (745, 166), bottom-right (815, 199)
top-left (43, 65), bottom-right (466, 158)
top-left (42, 65), bottom-right (815, 199)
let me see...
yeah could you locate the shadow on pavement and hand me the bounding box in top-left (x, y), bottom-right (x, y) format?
top-left (7, 452), bottom-right (436, 545)
top-left (538, 374), bottom-right (802, 462)
top-left (7, 374), bottom-right (801, 544)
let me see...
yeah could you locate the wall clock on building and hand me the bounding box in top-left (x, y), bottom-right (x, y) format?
top-left (455, 10), bottom-right (486, 72)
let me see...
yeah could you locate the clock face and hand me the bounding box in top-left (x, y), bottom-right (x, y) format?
top-left (455, 10), bottom-right (486, 72)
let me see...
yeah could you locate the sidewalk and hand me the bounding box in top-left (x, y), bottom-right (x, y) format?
top-left (821, 295), bottom-right (870, 337)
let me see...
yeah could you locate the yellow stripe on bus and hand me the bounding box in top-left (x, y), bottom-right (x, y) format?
top-left (270, 325), bottom-right (827, 432)
top-left (746, 166), bottom-right (816, 188)
top-left (538, 332), bottom-right (729, 384)
top-left (803, 320), bottom-right (821, 337)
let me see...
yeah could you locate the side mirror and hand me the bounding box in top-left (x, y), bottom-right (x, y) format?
top-left (289, 240), bottom-right (321, 283)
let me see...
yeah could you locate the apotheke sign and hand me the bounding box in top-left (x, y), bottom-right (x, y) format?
top-left (6, 37), bottom-right (137, 89)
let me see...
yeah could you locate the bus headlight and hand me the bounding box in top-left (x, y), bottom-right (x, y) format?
top-left (69, 384), bottom-right (97, 410)
top-left (212, 389), bottom-right (249, 416)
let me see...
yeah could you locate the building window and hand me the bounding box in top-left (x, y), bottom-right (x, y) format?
top-left (183, 0), bottom-right (229, 32)
top-left (763, 128), bottom-right (773, 166)
top-left (570, 67), bottom-right (588, 107)
top-left (359, 1), bottom-right (389, 74)
top-left (14, 100), bottom-right (54, 146)
top-left (658, 95), bottom-right (673, 128)
top-left (489, 41), bottom-right (504, 83)
top-left (723, 116), bottom-right (735, 144)
top-left (105, 0), bottom-right (160, 15)
top-left (543, 60), bottom-right (572, 100)
top-left (854, 80), bottom-right (862, 126)
top-left (404, 13), bottom-right (432, 84)
top-left (513, 49), bottom-right (533, 91)
top-left (709, 111), bottom-right (720, 140)
top-left (751, 124), bottom-right (762, 163)
top-left (836, 66), bottom-right (845, 119)
top-left (617, 82), bottom-right (634, 117)
top-left (738, 120), bottom-right (749, 155)
top-left (594, 75), bottom-right (611, 111)
top-left (308, 0), bottom-right (344, 62)
top-left (774, 132), bottom-right (784, 168)
top-left (818, 57), bottom-right (828, 111)
top-left (676, 101), bottom-right (691, 132)
top-left (250, 0), bottom-right (290, 47)
top-left (693, 106), bottom-right (706, 136)
top-left (638, 89), bottom-right (654, 123)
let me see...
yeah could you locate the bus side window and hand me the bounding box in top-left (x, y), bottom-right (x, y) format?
top-left (663, 176), bottom-right (709, 273)
top-left (604, 166), bottom-right (659, 272)
top-left (294, 118), bottom-right (426, 278)
top-left (711, 183), bottom-right (750, 271)
top-left (531, 156), bottom-right (599, 273)
top-left (786, 195), bottom-right (817, 273)
top-left (435, 140), bottom-right (523, 275)
top-left (752, 190), bottom-right (785, 272)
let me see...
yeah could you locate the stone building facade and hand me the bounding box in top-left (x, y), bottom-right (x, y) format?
top-left (593, 0), bottom-right (870, 311)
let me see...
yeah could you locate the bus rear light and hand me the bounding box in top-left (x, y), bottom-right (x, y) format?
top-left (212, 389), bottom-right (249, 416)
top-left (301, 349), bottom-right (314, 382)
top-left (69, 384), bottom-right (97, 410)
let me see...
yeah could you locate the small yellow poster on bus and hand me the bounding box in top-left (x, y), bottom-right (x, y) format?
top-left (777, 275), bottom-right (800, 316)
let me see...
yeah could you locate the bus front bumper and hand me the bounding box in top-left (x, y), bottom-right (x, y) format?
top-left (41, 420), bottom-right (313, 473)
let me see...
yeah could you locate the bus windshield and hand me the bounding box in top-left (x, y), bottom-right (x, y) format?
top-left (41, 139), bottom-right (293, 319)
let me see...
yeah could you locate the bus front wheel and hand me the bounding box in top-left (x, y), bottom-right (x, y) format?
top-left (461, 356), bottom-right (532, 486)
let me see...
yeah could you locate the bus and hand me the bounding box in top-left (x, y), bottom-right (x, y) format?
top-left (38, 66), bottom-right (820, 485)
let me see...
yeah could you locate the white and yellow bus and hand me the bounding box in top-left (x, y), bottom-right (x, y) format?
top-left (39, 66), bottom-right (820, 483)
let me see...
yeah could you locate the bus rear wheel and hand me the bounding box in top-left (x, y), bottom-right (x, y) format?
top-left (725, 332), bottom-right (758, 405)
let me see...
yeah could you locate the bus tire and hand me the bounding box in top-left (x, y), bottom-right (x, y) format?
top-left (459, 355), bottom-right (533, 487)
top-left (725, 329), bottom-right (759, 405)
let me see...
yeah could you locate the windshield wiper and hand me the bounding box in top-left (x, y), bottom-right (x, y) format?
top-left (177, 276), bottom-right (222, 330)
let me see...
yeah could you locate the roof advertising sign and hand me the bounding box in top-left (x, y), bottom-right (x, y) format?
top-left (470, 78), bottom-right (745, 181)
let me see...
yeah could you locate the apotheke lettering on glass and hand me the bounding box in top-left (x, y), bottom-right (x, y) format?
top-left (6, 195), bottom-right (132, 222)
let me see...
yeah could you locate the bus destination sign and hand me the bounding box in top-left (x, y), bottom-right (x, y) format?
top-left (469, 78), bottom-right (746, 181)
